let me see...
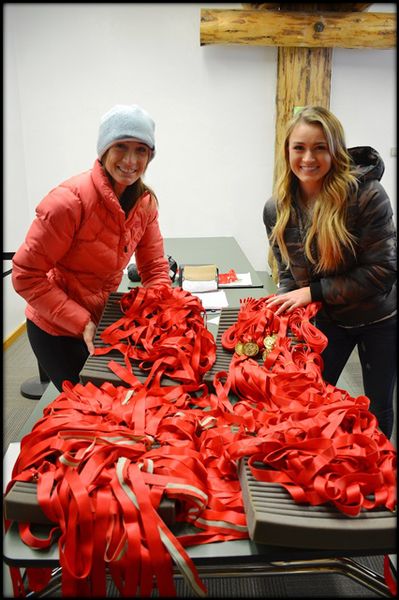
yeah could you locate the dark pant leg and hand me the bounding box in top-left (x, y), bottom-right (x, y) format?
top-left (316, 319), bottom-right (357, 386)
top-left (317, 316), bottom-right (396, 439)
top-left (357, 316), bottom-right (397, 439)
top-left (26, 319), bottom-right (89, 392)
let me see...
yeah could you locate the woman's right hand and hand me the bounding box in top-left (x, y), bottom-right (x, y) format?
top-left (83, 320), bottom-right (97, 355)
top-left (264, 286), bottom-right (312, 315)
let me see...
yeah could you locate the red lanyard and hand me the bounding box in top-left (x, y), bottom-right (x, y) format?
top-left (5, 289), bottom-right (396, 597)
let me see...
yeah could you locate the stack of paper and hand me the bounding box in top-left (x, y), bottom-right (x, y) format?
top-left (183, 279), bottom-right (218, 293)
top-left (194, 290), bottom-right (229, 310)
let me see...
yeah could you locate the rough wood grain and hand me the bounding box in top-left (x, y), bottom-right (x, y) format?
top-left (242, 3), bottom-right (373, 12)
top-left (200, 9), bottom-right (396, 49)
top-left (274, 46), bottom-right (332, 181)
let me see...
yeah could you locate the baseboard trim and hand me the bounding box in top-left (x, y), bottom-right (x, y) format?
top-left (3, 322), bottom-right (26, 350)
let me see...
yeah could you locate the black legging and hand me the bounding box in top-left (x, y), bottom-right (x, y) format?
top-left (26, 319), bottom-right (89, 392)
top-left (317, 314), bottom-right (397, 439)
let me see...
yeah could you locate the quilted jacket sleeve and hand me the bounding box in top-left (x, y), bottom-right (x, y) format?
top-left (318, 180), bottom-right (397, 305)
top-left (134, 198), bottom-right (171, 288)
top-left (12, 186), bottom-right (92, 336)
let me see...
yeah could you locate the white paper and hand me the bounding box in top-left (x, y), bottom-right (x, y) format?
top-left (3, 442), bottom-right (20, 492)
top-left (207, 314), bottom-right (221, 325)
top-left (193, 290), bottom-right (229, 310)
top-left (219, 272), bottom-right (252, 287)
top-left (182, 279), bottom-right (218, 293)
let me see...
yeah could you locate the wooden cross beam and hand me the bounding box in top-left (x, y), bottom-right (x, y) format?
top-left (200, 5), bottom-right (395, 49)
top-left (200, 3), bottom-right (396, 182)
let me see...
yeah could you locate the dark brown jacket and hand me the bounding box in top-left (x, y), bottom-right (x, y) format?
top-left (263, 147), bottom-right (397, 326)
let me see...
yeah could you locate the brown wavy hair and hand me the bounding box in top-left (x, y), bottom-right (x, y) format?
top-left (270, 106), bottom-right (358, 273)
top-left (118, 178), bottom-right (157, 215)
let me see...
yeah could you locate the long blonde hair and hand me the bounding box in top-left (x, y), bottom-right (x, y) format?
top-left (270, 106), bottom-right (358, 273)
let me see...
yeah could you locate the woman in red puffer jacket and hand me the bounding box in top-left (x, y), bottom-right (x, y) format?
top-left (12, 104), bottom-right (171, 391)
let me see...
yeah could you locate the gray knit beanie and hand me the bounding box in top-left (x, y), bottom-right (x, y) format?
top-left (97, 104), bottom-right (156, 160)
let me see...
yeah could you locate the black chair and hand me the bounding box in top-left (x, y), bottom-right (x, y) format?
top-left (20, 362), bottom-right (50, 400)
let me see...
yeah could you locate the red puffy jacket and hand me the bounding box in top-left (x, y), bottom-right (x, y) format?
top-left (12, 160), bottom-right (170, 337)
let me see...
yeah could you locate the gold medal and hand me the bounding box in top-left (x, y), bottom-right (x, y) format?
top-left (242, 342), bottom-right (259, 357)
top-left (262, 349), bottom-right (269, 361)
top-left (263, 334), bottom-right (277, 350)
top-left (235, 342), bottom-right (245, 356)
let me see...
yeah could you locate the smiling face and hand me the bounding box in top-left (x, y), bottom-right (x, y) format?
top-left (288, 122), bottom-right (332, 200)
top-left (103, 140), bottom-right (152, 198)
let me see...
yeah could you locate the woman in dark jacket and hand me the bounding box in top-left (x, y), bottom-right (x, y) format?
top-left (263, 106), bottom-right (396, 439)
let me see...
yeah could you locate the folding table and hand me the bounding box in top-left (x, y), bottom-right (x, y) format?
top-left (3, 237), bottom-right (396, 597)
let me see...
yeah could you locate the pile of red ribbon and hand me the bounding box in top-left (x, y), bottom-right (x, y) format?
top-left (220, 297), bottom-right (396, 516)
top-left (95, 285), bottom-right (216, 388)
top-left (4, 288), bottom-right (397, 597)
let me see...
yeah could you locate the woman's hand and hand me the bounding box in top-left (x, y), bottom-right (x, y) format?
top-left (265, 287), bottom-right (312, 316)
top-left (83, 320), bottom-right (97, 355)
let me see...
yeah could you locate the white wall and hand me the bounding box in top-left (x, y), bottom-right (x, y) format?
top-left (3, 2), bottom-right (396, 339)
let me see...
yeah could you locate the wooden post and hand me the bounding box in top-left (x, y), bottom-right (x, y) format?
top-left (275, 46), bottom-right (332, 181)
top-left (200, 3), bottom-right (396, 280)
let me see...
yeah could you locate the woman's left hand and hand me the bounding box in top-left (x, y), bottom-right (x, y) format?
top-left (83, 320), bottom-right (97, 355)
top-left (265, 287), bottom-right (312, 316)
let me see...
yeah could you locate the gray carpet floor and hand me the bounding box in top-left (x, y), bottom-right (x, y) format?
top-left (3, 329), bottom-right (396, 598)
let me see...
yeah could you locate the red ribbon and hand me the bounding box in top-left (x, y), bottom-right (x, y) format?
top-left (5, 290), bottom-right (396, 597)
top-left (218, 269), bottom-right (238, 284)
